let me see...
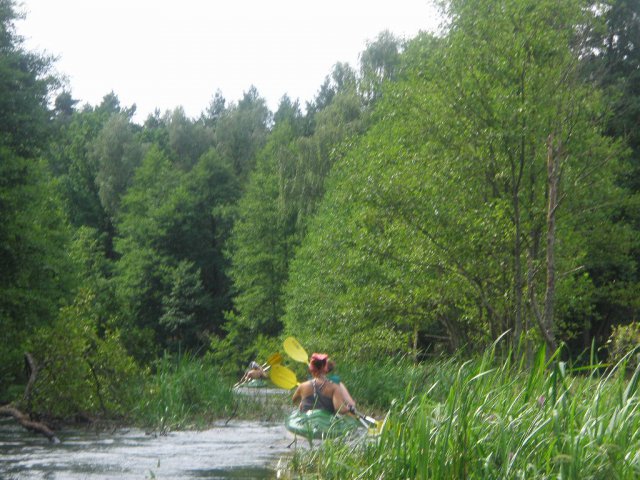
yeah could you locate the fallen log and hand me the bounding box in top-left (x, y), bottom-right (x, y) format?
top-left (0, 405), bottom-right (60, 443)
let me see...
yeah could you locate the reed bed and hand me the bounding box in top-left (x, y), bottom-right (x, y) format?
top-left (131, 353), bottom-right (290, 430)
top-left (131, 353), bottom-right (236, 429)
top-left (289, 345), bottom-right (640, 479)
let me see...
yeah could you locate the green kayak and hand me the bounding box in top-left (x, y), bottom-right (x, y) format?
top-left (233, 378), bottom-right (288, 396)
top-left (236, 378), bottom-right (268, 389)
top-left (285, 409), bottom-right (363, 440)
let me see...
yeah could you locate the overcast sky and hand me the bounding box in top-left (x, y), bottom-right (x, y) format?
top-left (16, 0), bottom-right (440, 122)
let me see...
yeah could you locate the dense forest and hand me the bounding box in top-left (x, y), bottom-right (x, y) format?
top-left (1, 0), bottom-right (640, 419)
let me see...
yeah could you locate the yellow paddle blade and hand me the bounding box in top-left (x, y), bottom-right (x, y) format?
top-left (283, 337), bottom-right (308, 364)
top-left (365, 417), bottom-right (385, 436)
top-left (265, 352), bottom-right (282, 366)
top-left (269, 364), bottom-right (299, 390)
top-left (367, 411), bottom-right (390, 436)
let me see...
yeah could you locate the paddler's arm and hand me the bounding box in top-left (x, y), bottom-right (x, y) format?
top-left (333, 387), bottom-right (356, 415)
top-left (292, 384), bottom-right (302, 405)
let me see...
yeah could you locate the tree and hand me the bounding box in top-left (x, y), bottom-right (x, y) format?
top-left (53, 90), bottom-right (79, 120)
top-left (576, 0), bottom-right (640, 349)
top-left (114, 146), bottom-right (181, 357)
top-left (284, 0), bottom-right (626, 358)
top-left (202, 90), bottom-right (227, 127)
top-left (92, 113), bottom-right (144, 219)
top-left (47, 93), bottom-right (137, 259)
top-left (115, 145), bottom-right (239, 356)
top-left (0, 0), bottom-right (76, 393)
top-left (159, 260), bottom-right (210, 350)
top-left (165, 107), bottom-right (213, 171)
top-left (359, 30), bottom-right (402, 104)
top-left (224, 76), bottom-right (369, 361)
top-left (214, 86), bottom-right (270, 183)
top-left (226, 123), bottom-right (298, 343)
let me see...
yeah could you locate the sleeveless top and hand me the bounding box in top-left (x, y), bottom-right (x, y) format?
top-left (299, 379), bottom-right (335, 414)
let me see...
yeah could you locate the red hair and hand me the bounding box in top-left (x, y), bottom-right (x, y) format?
top-left (309, 353), bottom-right (329, 376)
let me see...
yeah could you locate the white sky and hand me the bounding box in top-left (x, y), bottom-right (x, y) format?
top-left (16, 1), bottom-right (440, 122)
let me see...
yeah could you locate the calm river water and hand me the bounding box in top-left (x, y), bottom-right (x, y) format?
top-left (0, 419), bottom-right (293, 479)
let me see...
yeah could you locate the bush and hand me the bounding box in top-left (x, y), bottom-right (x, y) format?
top-left (607, 322), bottom-right (640, 371)
top-left (26, 290), bottom-right (142, 419)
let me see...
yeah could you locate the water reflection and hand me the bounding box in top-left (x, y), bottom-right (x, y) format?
top-left (0, 420), bottom-right (292, 479)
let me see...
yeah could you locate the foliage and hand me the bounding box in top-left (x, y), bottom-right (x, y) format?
top-left (225, 122), bottom-right (299, 345)
top-left (578, 0), bottom-right (640, 349)
top-left (0, 0), bottom-right (78, 395)
top-left (222, 74), bottom-right (368, 365)
top-left (0, 0), bottom-right (55, 157)
top-left (159, 259), bottom-right (210, 350)
top-left (114, 145), bottom-right (239, 356)
top-left (26, 290), bottom-right (142, 418)
top-left (358, 30), bottom-right (403, 104)
top-left (332, 355), bottom-right (442, 412)
top-left (289, 345), bottom-right (640, 479)
top-left (214, 86), bottom-right (270, 182)
top-left (3, 0), bottom-right (640, 423)
top-left (283, 0), bottom-right (628, 357)
top-left (92, 113), bottom-right (145, 218)
top-left (607, 321), bottom-right (640, 370)
top-left (46, 93), bottom-right (131, 257)
top-left (131, 353), bottom-right (235, 429)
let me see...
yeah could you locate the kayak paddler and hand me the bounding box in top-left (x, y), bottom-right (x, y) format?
top-left (292, 353), bottom-right (356, 415)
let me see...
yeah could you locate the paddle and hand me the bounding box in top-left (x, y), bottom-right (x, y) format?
top-left (269, 363), bottom-right (299, 390)
top-left (283, 337), bottom-right (309, 363)
top-left (353, 408), bottom-right (384, 433)
top-left (262, 352), bottom-right (283, 369)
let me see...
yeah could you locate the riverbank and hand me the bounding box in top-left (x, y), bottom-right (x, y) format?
top-left (285, 347), bottom-right (640, 479)
top-left (11, 344), bottom-right (640, 479)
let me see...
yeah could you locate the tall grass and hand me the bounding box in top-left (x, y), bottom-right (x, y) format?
top-left (334, 354), bottom-right (460, 413)
top-left (130, 353), bottom-right (265, 430)
top-left (288, 345), bottom-right (640, 479)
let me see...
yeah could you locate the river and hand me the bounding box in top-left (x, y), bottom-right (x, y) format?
top-left (0, 419), bottom-right (294, 479)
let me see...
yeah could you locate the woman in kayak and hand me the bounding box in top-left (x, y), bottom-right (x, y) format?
top-left (292, 353), bottom-right (355, 415)
top-left (239, 361), bottom-right (267, 384)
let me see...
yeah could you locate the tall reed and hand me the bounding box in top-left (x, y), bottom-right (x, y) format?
top-left (132, 353), bottom-right (236, 430)
top-left (289, 345), bottom-right (640, 479)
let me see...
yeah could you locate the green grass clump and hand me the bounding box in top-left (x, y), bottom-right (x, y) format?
top-left (131, 353), bottom-right (237, 430)
top-left (338, 354), bottom-right (460, 413)
top-left (289, 345), bottom-right (640, 479)
top-left (131, 353), bottom-right (289, 430)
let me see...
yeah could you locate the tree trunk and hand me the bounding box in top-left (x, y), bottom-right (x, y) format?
top-left (0, 405), bottom-right (60, 443)
top-left (0, 353), bottom-right (60, 443)
top-left (23, 352), bottom-right (37, 413)
top-left (412, 321), bottom-right (419, 363)
top-left (541, 134), bottom-right (559, 353)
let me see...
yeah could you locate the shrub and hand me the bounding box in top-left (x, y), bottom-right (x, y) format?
top-left (26, 290), bottom-right (142, 419)
top-left (607, 322), bottom-right (640, 371)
